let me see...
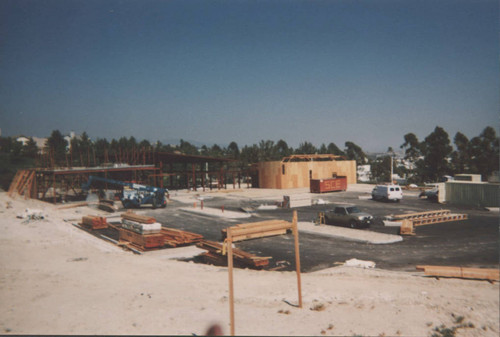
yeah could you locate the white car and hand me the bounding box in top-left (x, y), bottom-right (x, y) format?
top-left (371, 184), bottom-right (403, 202)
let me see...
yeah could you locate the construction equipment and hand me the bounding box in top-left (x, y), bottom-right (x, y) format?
top-left (82, 175), bottom-right (168, 209)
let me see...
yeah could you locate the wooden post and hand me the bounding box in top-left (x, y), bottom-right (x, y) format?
top-left (227, 230), bottom-right (235, 336)
top-left (292, 210), bottom-right (302, 308)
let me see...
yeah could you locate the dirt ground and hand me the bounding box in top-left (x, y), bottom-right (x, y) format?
top-left (0, 190), bottom-right (498, 336)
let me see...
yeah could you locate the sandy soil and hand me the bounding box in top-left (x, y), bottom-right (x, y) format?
top-left (0, 192), bottom-right (498, 336)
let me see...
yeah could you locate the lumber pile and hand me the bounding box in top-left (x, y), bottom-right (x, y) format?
top-left (416, 265), bottom-right (500, 282)
top-left (196, 240), bottom-right (270, 269)
top-left (161, 227), bottom-right (203, 247)
top-left (221, 220), bottom-right (292, 242)
top-left (118, 228), bottom-right (165, 250)
top-left (81, 215), bottom-right (108, 230)
top-left (120, 211), bottom-right (162, 235)
top-left (121, 211), bottom-right (157, 224)
top-left (119, 211), bottom-right (204, 250)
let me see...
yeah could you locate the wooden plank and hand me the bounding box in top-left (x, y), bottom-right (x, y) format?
top-left (229, 219), bottom-right (288, 229)
top-left (292, 210), bottom-right (302, 308)
top-left (416, 265), bottom-right (499, 281)
top-left (229, 222), bottom-right (291, 237)
top-left (231, 229), bottom-right (287, 242)
top-left (227, 231), bottom-right (235, 336)
top-left (121, 211), bottom-right (156, 224)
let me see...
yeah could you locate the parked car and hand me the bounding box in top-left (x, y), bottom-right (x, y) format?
top-left (371, 184), bottom-right (403, 202)
top-left (323, 205), bottom-right (373, 228)
top-left (419, 187), bottom-right (439, 201)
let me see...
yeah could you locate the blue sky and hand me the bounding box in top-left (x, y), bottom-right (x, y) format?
top-left (0, 0), bottom-right (498, 152)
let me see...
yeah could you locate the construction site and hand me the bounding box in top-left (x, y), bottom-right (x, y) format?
top-left (1, 153), bottom-right (499, 336)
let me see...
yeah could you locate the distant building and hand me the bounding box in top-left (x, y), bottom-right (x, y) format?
top-left (15, 136), bottom-right (47, 153)
top-left (257, 154), bottom-right (357, 189)
top-left (357, 165), bottom-right (371, 182)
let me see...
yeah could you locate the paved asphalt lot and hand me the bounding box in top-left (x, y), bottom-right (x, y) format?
top-left (144, 189), bottom-right (499, 273)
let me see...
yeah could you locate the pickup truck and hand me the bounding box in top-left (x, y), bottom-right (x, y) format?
top-left (323, 205), bottom-right (373, 229)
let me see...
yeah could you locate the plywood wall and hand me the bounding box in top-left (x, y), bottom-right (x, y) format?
top-left (257, 160), bottom-right (357, 189)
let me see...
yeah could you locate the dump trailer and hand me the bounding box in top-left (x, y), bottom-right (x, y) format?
top-left (82, 176), bottom-right (168, 209)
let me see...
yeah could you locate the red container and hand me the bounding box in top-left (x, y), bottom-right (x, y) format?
top-left (310, 176), bottom-right (347, 193)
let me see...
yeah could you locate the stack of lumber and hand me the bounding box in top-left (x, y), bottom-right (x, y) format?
top-left (119, 211), bottom-right (204, 250)
top-left (81, 215), bottom-right (108, 230)
top-left (119, 212), bottom-right (164, 250)
top-left (416, 265), bottom-right (500, 282)
top-left (121, 212), bottom-right (157, 224)
top-left (118, 228), bottom-right (165, 250)
top-left (120, 212), bottom-right (161, 234)
top-left (121, 219), bottom-right (162, 234)
top-left (221, 220), bottom-right (292, 242)
top-left (196, 240), bottom-right (270, 269)
top-left (161, 228), bottom-right (203, 247)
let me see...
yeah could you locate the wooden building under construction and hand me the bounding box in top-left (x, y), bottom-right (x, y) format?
top-left (257, 154), bottom-right (356, 189)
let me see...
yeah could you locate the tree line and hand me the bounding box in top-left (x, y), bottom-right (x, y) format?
top-left (0, 125), bottom-right (498, 190)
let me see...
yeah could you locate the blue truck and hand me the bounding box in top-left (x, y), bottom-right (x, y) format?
top-left (82, 175), bottom-right (168, 209)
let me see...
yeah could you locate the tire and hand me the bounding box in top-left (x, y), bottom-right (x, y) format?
top-left (349, 221), bottom-right (357, 229)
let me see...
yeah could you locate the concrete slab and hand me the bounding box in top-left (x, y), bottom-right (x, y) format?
top-left (179, 206), bottom-right (252, 219)
top-left (298, 221), bottom-right (403, 244)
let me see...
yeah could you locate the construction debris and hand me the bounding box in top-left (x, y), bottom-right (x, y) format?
top-left (196, 240), bottom-right (270, 269)
top-left (344, 258), bottom-right (376, 269)
top-left (98, 199), bottom-right (118, 212)
top-left (16, 208), bottom-right (47, 220)
top-left (416, 265), bottom-right (500, 282)
top-left (221, 219), bottom-right (292, 242)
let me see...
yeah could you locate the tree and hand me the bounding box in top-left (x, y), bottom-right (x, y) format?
top-left (258, 140), bottom-right (277, 161)
top-left (327, 142), bottom-right (344, 156)
top-left (451, 132), bottom-right (470, 173)
top-left (179, 139), bottom-right (198, 155)
top-left (469, 126), bottom-right (499, 179)
top-left (295, 141), bottom-right (317, 155)
top-left (208, 144), bottom-right (224, 158)
top-left (276, 139), bottom-right (292, 158)
top-left (240, 144), bottom-right (260, 165)
top-left (420, 126), bottom-right (452, 182)
top-left (226, 141), bottom-right (240, 159)
top-left (23, 137), bottom-right (39, 158)
top-left (400, 133), bottom-right (421, 164)
top-left (371, 156), bottom-right (392, 182)
top-left (94, 138), bottom-right (110, 163)
top-left (344, 141), bottom-right (366, 165)
top-left (45, 130), bottom-right (68, 166)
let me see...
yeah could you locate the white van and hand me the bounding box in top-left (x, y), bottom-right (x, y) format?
top-left (371, 184), bottom-right (403, 202)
